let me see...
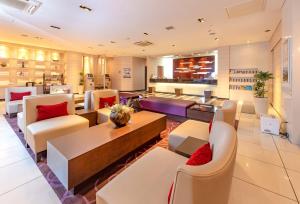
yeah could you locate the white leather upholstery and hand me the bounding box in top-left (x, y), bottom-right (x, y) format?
top-left (23, 94), bottom-right (89, 154)
top-left (214, 100), bottom-right (237, 127)
top-left (96, 121), bottom-right (237, 204)
top-left (168, 120), bottom-right (210, 151)
top-left (171, 121), bottom-right (237, 204)
top-left (91, 89), bottom-right (119, 123)
top-left (5, 87), bottom-right (37, 115)
top-left (17, 112), bottom-right (24, 133)
top-left (96, 147), bottom-right (187, 204)
top-left (168, 100), bottom-right (237, 150)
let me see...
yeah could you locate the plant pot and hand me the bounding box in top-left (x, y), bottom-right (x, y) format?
top-left (78, 85), bottom-right (84, 95)
top-left (253, 97), bottom-right (268, 117)
top-left (110, 111), bottom-right (131, 128)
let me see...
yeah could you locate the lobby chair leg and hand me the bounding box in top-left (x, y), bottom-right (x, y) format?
top-left (18, 128), bottom-right (22, 133)
top-left (34, 153), bottom-right (42, 163)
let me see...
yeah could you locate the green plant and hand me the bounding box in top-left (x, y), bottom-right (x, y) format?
top-left (253, 71), bottom-right (273, 98)
top-left (79, 72), bottom-right (84, 85)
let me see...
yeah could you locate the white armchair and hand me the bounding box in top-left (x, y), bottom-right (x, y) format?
top-left (96, 121), bottom-right (237, 204)
top-left (23, 94), bottom-right (89, 161)
top-left (91, 89), bottom-right (119, 124)
top-left (5, 86), bottom-right (37, 117)
top-left (168, 100), bottom-right (237, 151)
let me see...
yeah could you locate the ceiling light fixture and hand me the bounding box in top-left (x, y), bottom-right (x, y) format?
top-left (21, 34), bottom-right (28, 37)
top-left (50, 25), bottom-right (61, 30)
top-left (214, 37), bottom-right (219, 41)
top-left (143, 32), bottom-right (150, 36)
top-left (172, 44), bottom-right (176, 47)
top-left (209, 32), bottom-right (216, 36)
top-left (98, 44), bottom-right (104, 47)
top-left (79, 5), bottom-right (92, 12)
top-left (198, 18), bottom-right (206, 23)
top-left (165, 26), bottom-right (175, 30)
top-left (34, 36), bottom-right (42, 40)
top-left (265, 29), bottom-right (271, 33)
top-left (110, 41), bottom-right (116, 44)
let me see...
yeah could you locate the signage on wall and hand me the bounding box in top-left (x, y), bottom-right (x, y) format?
top-left (123, 68), bottom-right (131, 78)
top-left (282, 37), bottom-right (292, 95)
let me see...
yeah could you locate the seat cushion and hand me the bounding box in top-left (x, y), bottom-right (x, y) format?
top-left (26, 115), bottom-right (89, 153)
top-left (96, 147), bottom-right (187, 204)
top-left (168, 119), bottom-right (210, 151)
top-left (17, 112), bottom-right (24, 133)
top-left (97, 108), bottom-right (111, 124)
top-left (6, 100), bottom-right (23, 114)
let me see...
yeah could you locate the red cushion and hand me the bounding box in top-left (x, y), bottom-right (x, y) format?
top-left (168, 143), bottom-right (212, 203)
top-left (209, 120), bottom-right (213, 133)
top-left (36, 102), bottom-right (68, 121)
top-left (99, 96), bottom-right (116, 109)
top-left (186, 143), bottom-right (213, 166)
top-left (10, 91), bottom-right (31, 101)
top-left (168, 183), bottom-right (173, 204)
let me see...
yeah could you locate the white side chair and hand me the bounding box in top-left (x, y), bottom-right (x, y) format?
top-left (5, 87), bottom-right (37, 117)
top-left (168, 100), bottom-right (237, 151)
top-left (23, 94), bottom-right (89, 161)
top-left (96, 121), bottom-right (237, 204)
top-left (91, 89), bottom-right (119, 124)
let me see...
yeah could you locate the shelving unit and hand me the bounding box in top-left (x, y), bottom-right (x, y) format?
top-left (43, 73), bottom-right (64, 94)
top-left (0, 44), bottom-right (66, 87)
top-left (229, 68), bottom-right (258, 102)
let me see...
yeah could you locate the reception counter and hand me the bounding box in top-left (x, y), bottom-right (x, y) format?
top-left (149, 78), bottom-right (217, 85)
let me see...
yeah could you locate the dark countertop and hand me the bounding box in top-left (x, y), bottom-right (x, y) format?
top-left (149, 78), bottom-right (217, 85)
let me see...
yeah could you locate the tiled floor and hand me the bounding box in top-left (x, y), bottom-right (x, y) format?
top-left (0, 100), bottom-right (300, 204)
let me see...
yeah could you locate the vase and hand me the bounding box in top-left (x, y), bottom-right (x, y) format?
top-left (110, 111), bottom-right (131, 128)
top-left (253, 97), bottom-right (269, 118)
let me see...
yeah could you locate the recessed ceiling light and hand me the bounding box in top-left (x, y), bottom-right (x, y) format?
top-left (88, 47), bottom-right (93, 49)
top-left (142, 49), bottom-right (145, 52)
top-left (79, 5), bottom-right (92, 12)
top-left (110, 41), bottom-right (116, 44)
top-left (50, 25), bottom-right (61, 30)
top-left (21, 34), bottom-right (28, 37)
top-left (143, 32), bottom-right (150, 36)
top-left (265, 29), bottom-right (271, 33)
top-left (165, 26), bottom-right (175, 30)
top-left (172, 44), bottom-right (176, 47)
top-left (98, 44), bottom-right (104, 47)
top-left (198, 18), bottom-right (206, 23)
top-left (214, 37), bottom-right (219, 41)
top-left (209, 32), bottom-right (216, 36)
top-left (34, 36), bottom-right (42, 40)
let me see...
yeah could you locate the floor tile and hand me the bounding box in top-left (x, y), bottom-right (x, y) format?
top-left (280, 151), bottom-right (300, 172)
top-left (274, 137), bottom-right (300, 155)
top-left (0, 145), bottom-right (30, 167)
top-left (238, 141), bottom-right (283, 166)
top-left (234, 155), bottom-right (296, 200)
top-left (0, 177), bottom-right (61, 204)
top-left (0, 158), bottom-right (42, 195)
top-left (287, 170), bottom-right (300, 201)
top-left (238, 132), bottom-right (276, 151)
top-left (229, 178), bottom-right (297, 204)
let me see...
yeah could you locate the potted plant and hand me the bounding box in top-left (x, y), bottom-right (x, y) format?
top-left (253, 71), bottom-right (273, 117)
top-left (78, 72), bottom-right (84, 94)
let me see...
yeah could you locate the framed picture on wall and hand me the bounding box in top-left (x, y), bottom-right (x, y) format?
top-left (282, 37), bottom-right (292, 95)
top-left (123, 68), bottom-right (131, 78)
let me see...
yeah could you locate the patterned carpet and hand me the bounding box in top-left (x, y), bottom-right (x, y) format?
top-left (4, 115), bottom-right (180, 204)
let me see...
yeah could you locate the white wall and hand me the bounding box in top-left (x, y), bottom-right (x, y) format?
top-left (281, 0), bottom-right (300, 144)
top-left (108, 56), bottom-right (146, 91)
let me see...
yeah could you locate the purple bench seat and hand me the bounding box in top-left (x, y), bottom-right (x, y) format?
top-left (140, 96), bottom-right (196, 117)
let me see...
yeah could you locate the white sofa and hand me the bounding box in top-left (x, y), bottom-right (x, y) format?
top-left (96, 121), bottom-right (237, 204)
top-left (91, 89), bottom-right (119, 124)
top-left (23, 94), bottom-right (89, 161)
top-left (5, 87), bottom-right (37, 117)
top-left (168, 100), bottom-right (237, 151)
top-left (17, 112), bottom-right (24, 133)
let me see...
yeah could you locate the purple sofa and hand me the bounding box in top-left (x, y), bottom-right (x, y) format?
top-left (140, 96), bottom-right (196, 117)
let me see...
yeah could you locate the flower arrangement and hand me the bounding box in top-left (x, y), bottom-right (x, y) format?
top-left (110, 104), bottom-right (134, 128)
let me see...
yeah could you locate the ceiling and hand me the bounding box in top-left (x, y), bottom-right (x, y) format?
top-left (0, 0), bottom-right (283, 57)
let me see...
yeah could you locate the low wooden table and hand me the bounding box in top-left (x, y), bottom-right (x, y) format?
top-left (175, 136), bottom-right (208, 158)
top-left (47, 111), bottom-right (167, 192)
top-left (187, 103), bottom-right (216, 122)
top-left (75, 109), bottom-right (97, 127)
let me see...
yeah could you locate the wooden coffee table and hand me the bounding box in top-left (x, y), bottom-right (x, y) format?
top-left (47, 111), bottom-right (167, 192)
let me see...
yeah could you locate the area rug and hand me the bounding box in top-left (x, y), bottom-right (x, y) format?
top-left (4, 115), bottom-right (180, 204)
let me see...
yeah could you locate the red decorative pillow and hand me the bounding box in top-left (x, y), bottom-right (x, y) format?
top-left (99, 96), bottom-right (116, 108)
top-left (10, 91), bottom-right (31, 101)
top-left (186, 143), bottom-right (213, 166)
top-left (36, 102), bottom-right (68, 121)
top-left (209, 120), bottom-right (213, 133)
top-left (168, 143), bottom-right (212, 203)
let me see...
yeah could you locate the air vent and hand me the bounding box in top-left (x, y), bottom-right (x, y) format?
top-left (134, 41), bottom-right (153, 47)
top-left (226, 0), bottom-right (266, 18)
top-left (0, 0), bottom-right (42, 15)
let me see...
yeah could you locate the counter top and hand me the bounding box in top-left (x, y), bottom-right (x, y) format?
top-left (149, 78), bottom-right (217, 85)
